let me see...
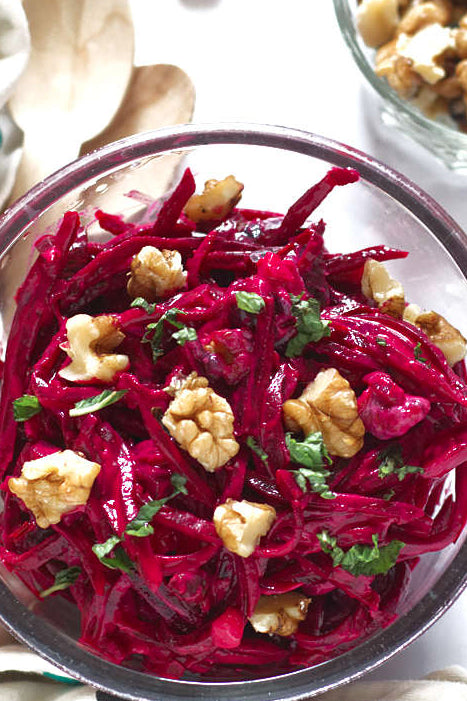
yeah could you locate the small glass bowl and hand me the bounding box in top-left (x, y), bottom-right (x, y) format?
top-left (0, 123), bottom-right (465, 701)
top-left (333, 0), bottom-right (467, 171)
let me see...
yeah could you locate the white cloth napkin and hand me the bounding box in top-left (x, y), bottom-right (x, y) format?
top-left (0, 0), bottom-right (30, 209)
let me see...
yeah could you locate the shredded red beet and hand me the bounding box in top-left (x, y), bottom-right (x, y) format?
top-left (0, 167), bottom-right (465, 680)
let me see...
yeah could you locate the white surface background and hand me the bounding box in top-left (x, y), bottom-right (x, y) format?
top-left (128, 0), bottom-right (467, 683)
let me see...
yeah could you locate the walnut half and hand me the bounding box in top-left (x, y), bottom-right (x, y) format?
top-left (184, 176), bottom-right (244, 223)
top-left (59, 314), bottom-right (129, 383)
top-left (9, 450), bottom-right (101, 528)
top-left (162, 373), bottom-right (240, 472)
top-left (403, 303), bottom-right (467, 365)
top-left (283, 368), bottom-right (365, 458)
top-left (249, 592), bottom-right (311, 636)
top-left (127, 245), bottom-right (187, 302)
top-left (361, 259), bottom-right (405, 317)
top-left (213, 498), bottom-right (276, 558)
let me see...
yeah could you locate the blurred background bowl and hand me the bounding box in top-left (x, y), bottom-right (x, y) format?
top-left (333, 0), bottom-right (467, 171)
top-left (0, 123), bottom-right (466, 700)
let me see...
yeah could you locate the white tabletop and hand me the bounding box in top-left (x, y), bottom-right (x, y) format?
top-left (129, 0), bottom-right (467, 682)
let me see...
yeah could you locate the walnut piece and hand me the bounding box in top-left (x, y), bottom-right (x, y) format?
top-left (397, 24), bottom-right (455, 84)
top-left (249, 592), bottom-right (311, 636)
top-left (162, 373), bottom-right (240, 472)
top-left (361, 259), bottom-right (406, 316)
top-left (213, 498), bottom-right (276, 558)
top-left (127, 245), bottom-right (187, 302)
top-left (403, 303), bottom-right (467, 365)
top-left (184, 176), bottom-right (244, 223)
top-left (356, 0), bottom-right (400, 48)
top-left (59, 314), bottom-right (129, 383)
top-left (397, 1), bottom-right (452, 36)
top-left (8, 450), bottom-right (101, 528)
top-left (283, 368), bottom-right (365, 458)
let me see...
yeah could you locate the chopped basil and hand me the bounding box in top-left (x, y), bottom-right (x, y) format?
top-left (69, 389), bottom-right (128, 417)
top-left (383, 489), bottom-right (396, 501)
top-left (286, 432), bottom-right (335, 499)
top-left (235, 291), bottom-right (265, 314)
top-left (376, 336), bottom-right (387, 347)
top-left (39, 565), bottom-right (81, 598)
top-left (414, 342), bottom-right (428, 364)
top-left (286, 294), bottom-right (330, 358)
top-left (317, 531), bottom-right (405, 576)
top-left (13, 395), bottom-right (42, 422)
top-left (172, 326), bottom-right (197, 346)
top-left (130, 297), bottom-right (156, 314)
top-left (246, 436), bottom-right (269, 463)
top-left (377, 444), bottom-right (423, 481)
top-left (93, 474), bottom-right (187, 565)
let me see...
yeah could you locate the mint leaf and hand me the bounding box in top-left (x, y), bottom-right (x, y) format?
top-left (235, 291), bottom-right (265, 314)
top-left (170, 473), bottom-right (188, 495)
top-left (378, 444), bottom-right (423, 481)
top-left (39, 565), bottom-right (81, 598)
top-left (69, 389), bottom-right (127, 417)
top-left (130, 297), bottom-right (156, 314)
top-left (142, 308), bottom-right (185, 362)
top-left (172, 326), bottom-right (197, 346)
top-left (414, 342), bottom-right (428, 364)
top-left (92, 536), bottom-right (133, 573)
top-left (318, 531), bottom-right (405, 576)
top-left (376, 336), bottom-right (387, 347)
top-left (286, 294), bottom-right (330, 357)
top-left (286, 432), bottom-right (335, 499)
top-left (13, 395), bottom-right (42, 422)
top-left (92, 535), bottom-right (122, 560)
top-left (246, 436), bottom-right (269, 463)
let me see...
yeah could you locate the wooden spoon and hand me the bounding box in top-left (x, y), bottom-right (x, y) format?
top-left (80, 63), bottom-right (195, 199)
top-left (7, 0), bottom-right (134, 207)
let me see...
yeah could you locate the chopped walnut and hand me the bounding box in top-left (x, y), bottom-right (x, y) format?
top-left (127, 246), bottom-right (187, 302)
top-left (162, 372), bottom-right (240, 471)
top-left (397, 24), bottom-right (455, 84)
top-left (375, 40), bottom-right (423, 97)
top-left (8, 450), bottom-right (101, 528)
top-left (357, 0), bottom-right (400, 48)
top-left (213, 498), bottom-right (276, 558)
top-left (403, 303), bottom-right (467, 365)
top-left (397, 1), bottom-right (452, 36)
top-left (283, 368), bottom-right (365, 458)
top-left (59, 314), bottom-right (129, 383)
top-left (249, 592), bottom-right (311, 637)
top-left (184, 176), bottom-right (244, 223)
top-left (361, 259), bottom-right (405, 317)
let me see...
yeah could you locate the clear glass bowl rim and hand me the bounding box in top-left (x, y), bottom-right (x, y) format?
top-left (332, 0), bottom-right (467, 151)
top-left (0, 122), bottom-right (465, 701)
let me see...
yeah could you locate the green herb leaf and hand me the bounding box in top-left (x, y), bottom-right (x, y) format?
top-left (246, 436), bottom-right (269, 463)
top-left (92, 535), bottom-right (134, 573)
top-left (13, 395), bottom-right (42, 422)
top-left (69, 389), bottom-right (128, 417)
top-left (286, 294), bottom-right (330, 357)
top-left (39, 566), bottom-right (81, 598)
top-left (383, 489), bottom-right (396, 501)
top-left (318, 531), bottom-right (405, 576)
top-left (235, 291), bottom-right (266, 314)
top-left (142, 308), bottom-right (185, 362)
top-left (414, 342), bottom-right (428, 364)
top-left (286, 432), bottom-right (335, 499)
top-left (377, 444), bottom-right (423, 481)
top-left (92, 535), bottom-right (122, 560)
top-left (376, 336), bottom-right (387, 347)
top-left (130, 297), bottom-right (156, 314)
top-left (172, 326), bottom-right (197, 346)
top-left (124, 473), bottom-right (187, 537)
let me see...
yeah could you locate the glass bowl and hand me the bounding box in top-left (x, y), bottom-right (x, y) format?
top-left (0, 123), bottom-right (466, 701)
top-left (333, 0), bottom-right (467, 171)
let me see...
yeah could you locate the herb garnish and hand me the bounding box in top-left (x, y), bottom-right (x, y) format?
top-left (286, 431), bottom-right (335, 499)
top-left (377, 444), bottom-right (423, 481)
top-left (69, 389), bottom-right (128, 417)
top-left (317, 531), bottom-right (405, 576)
top-left (130, 297), bottom-right (157, 314)
top-left (246, 436), bottom-right (269, 463)
top-left (92, 474), bottom-right (187, 571)
top-left (39, 565), bottom-right (81, 598)
top-left (235, 291), bottom-right (265, 314)
top-left (13, 395), bottom-right (42, 422)
top-left (142, 308), bottom-right (196, 361)
top-left (376, 336), bottom-right (387, 347)
top-left (286, 294), bottom-right (330, 357)
top-left (414, 342), bottom-right (428, 364)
